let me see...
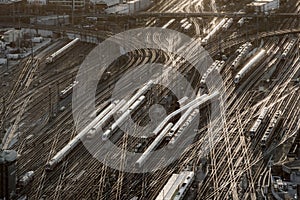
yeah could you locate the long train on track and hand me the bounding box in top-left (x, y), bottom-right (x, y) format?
top-left (249, 107), bottom-right (269, 138)
top-left (234, 48), bottom-right (267, 84)
top-left (155, 171), bottom-right (195, 200)
top-left (261, 110), bottom-right (282, 148)
top-left (46, 38), bottom-right (80, 64)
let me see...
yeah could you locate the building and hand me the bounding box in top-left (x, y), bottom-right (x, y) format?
top-left (247, 0), bottom-right (280, 13)
top-left (105, 4), bottom-right (128, 14)
top-left (0, 0), bottom-right (23, 5)
top-left (0, 0), bottom-right (24, 15)
top-left (27, 0), bottom-right (47, 5)
top-left (0, 0), bottom-right (15, 4)
top-left (90, 0), bottom-right (120, 7)
top-left (0, 41), bottom-right (5, 50)
top-left (89, 0), bottom-right (123, 13)
top-left (2, 29), bottom-right (23, 43)
top-left (128, 0), bottom-right (151, 13)
top-left (30, 15), bottom-right (70, 26)
top-left (48, 0), bottom-right (85, 10)
top-left (104, 0), bottom-right (151, 14)
top-left (0, 150), bottom-right (17, 199)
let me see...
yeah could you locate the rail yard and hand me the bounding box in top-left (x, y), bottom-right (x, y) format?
top-left (0, 0), bottom-right (300, 199)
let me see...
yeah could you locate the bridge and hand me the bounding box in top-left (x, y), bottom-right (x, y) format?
top-left (0, 12), bottom-right (299, 21)
top-left (89, 12), bottom-right (300, 19)
top-left (1, 21), bottom-right (300, 44)
top-left (259, 28), bottom-right (300, 37)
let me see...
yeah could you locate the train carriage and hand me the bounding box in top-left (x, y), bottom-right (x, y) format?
top-left (155, 171), bottom-right (195, 200)
top-left (46, 38), bottom-right (80, 64)
top-left (260, 110), bottom-right (282, 148)
top-left (249, 107), bottom-right (269, 138)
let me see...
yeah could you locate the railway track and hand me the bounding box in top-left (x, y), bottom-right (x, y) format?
top-left (3, 0), bottom-right (300, 199)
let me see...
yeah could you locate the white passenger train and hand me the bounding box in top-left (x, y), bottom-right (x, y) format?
top-left (234, 48), bottom-right (266, 84)
top-left (18, 171), bottom-right (35, 187)
top-left (222, 18), bottom-right (233, 30)
top-left (231, 42), bottom-right (252, 70)
top-left (162, 19), bottom-right (176, 29)
top-left (135, 92), bottom-right (219, 169)
top-left (261, 110), bottom-right (282, 148)
top-left (237, 17), bottom-right (245, 27)
top-left (200, 60), bottom-right (220, 88)
top-left (46, 81), bottom-right (153, 170)
top-left (155, 171), bottom-right (195, 200)
top-left (59, 80), bottom-right (79, 99)
top-left (249, 107), bottom-right (269, 137)
top-left (282, 38), bottom-right (297, 59)
top-left (201, 18), bottom-right (228, 45)
top-left (46, 38), bottom-right (80, 64)
top-left (183, 23), bottom-right (192, 32)
top-left (180, 18), bottom-right (188, 24)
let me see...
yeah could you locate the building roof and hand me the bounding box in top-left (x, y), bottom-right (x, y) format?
top-left (0, 150), bottom-right (17, 164)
